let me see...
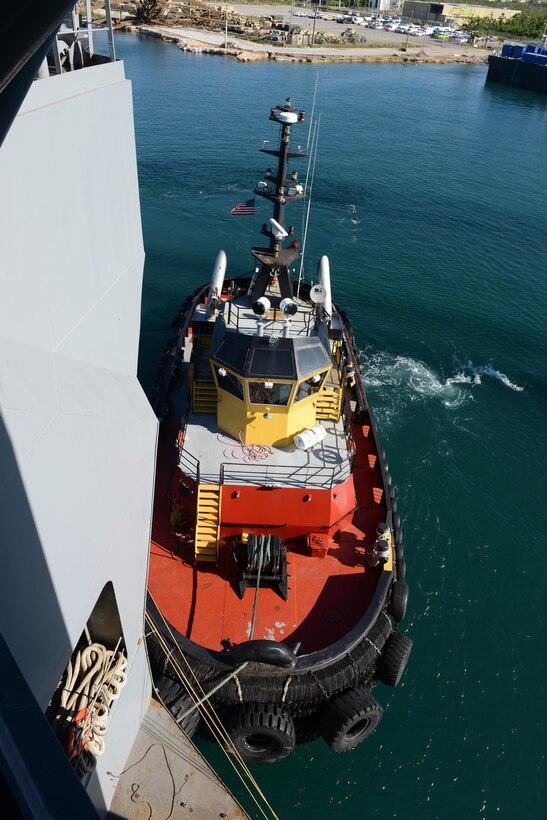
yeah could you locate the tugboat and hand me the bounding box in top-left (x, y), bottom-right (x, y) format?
top-left (146, 98), bottom-right (412, 764)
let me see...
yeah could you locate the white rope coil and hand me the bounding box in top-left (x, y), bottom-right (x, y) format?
top-left (60, 642), bottom-right (127, 758)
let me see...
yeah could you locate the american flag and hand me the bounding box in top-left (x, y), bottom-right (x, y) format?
top-left (230, 198), bottom-right (255, 216)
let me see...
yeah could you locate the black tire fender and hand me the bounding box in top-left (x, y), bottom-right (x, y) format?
top-left (377, 633), bottom-right (413, 687)
top-left (321, 686), bottom-right (383, 753)
top-left (225, 703), bottom-right (295, 764)
top-left (389, 580), bottom-right (409, 623)
top-left (155, 674), bottom-right (200, 738)
top-left (396, 556), bottom-right (407, 581)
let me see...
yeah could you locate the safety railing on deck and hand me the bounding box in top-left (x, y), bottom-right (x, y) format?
top-left (178, 445), bottom-right (200, 485)
top-left (222, 457), bottom-right (351, 489)
top-left (224, 298), bottom-right (314, 336)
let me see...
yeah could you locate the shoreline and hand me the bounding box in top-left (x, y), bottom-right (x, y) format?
top-left (130, 25), bottom-right (489, 66)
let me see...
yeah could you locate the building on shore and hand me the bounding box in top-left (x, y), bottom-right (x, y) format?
top-left (402, 1), bottom-right (520, 25)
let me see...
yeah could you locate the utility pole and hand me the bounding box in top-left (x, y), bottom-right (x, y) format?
top-left (405, 10), bottom-right (414, 50)
top-left (311, 7), bottom-right (318, 47)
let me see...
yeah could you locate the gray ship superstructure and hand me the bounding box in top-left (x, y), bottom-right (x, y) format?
top-left (0, 4), bottom-right (248, 817)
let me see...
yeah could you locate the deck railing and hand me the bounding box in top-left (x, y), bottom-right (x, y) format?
top-left (178, 446), bottom-right (200, 485)
top-left (224, 298), bottom-right (314, 336)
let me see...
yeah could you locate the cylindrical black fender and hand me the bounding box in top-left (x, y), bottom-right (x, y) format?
top-left (377, 633), bottom-right (413, 687)
top-left (389, 580), bottom-right (409, 623)
top-left (321, 687), bottom-right (383, 753)
top-left (154, 674), bottom-right (201, 738)
top-left (224, 703), bottom-right (295, 764)
top-left (228, 640), bottom-right (296, 668)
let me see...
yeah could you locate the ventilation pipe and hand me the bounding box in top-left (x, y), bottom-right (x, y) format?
top-left (317, 255), bottom-right (332, 321)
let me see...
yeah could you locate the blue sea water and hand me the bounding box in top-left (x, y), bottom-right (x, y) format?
top-left (114, 32), bottom-right (547, 820)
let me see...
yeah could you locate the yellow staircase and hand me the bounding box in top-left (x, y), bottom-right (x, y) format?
top-left (193, 381), bottom-right (217, 413)
top-left (194, 483), bottom-right (222, 563)
top-left (316, 388), bottom-right (342, 421)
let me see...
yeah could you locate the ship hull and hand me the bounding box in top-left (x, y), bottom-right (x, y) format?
top-left (147, 277), bottom-right (411, 762)
top-left (487, 54), bottom-right (547, 93)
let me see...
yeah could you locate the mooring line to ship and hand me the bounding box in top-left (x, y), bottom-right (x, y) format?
top-left (145, 611), bottom-right (277, 820)
top-left (145, 601), bottom-right (279, 820)
top-left (145, 613), bottom-right (277, 820)
top-left (166, 662), bottom-right (249, 724)
top-left (249, 535), bottom-right (267, 640)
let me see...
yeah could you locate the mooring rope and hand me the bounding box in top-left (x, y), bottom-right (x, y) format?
top-left (249, 534), bottom-right (269, 639)
top-left (58, 641), bottom-right (127, 759)
top-left (145, 598), bottom-right (279, 820)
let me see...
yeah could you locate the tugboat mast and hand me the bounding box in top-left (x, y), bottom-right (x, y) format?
top-left (269, 99), bottom-right (297, 251)
top-left (251, 99), bottom-right (306, 301)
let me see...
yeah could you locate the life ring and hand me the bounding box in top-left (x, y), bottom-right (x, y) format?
top-left (377, 633), bottom-right (413, 688)
top-left (225, 703), bottom-right (295, 764)
top-left (389, 580), bottom-right (409, 623)
top-left (66, 707), bottom-right (92, 759)
top-left (155, 674), bottom-right (200, 738)
top-left (321, 686), bottom-right (382, 753)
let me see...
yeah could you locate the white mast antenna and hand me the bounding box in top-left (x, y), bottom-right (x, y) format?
top-left (298, 114), bottom-right (321, 296)
top-left (306, 73), bottom-right (319, 152)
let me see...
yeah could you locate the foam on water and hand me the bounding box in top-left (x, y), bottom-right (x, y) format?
top-left (362, 351), bottom-right (469, 412)
top-left (449, 358), bottom-right (524, 392)
top-left (361, 351), bottom-right (524, 423)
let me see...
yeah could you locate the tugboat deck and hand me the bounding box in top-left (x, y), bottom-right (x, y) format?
top-left (149, 529), bottom-right (380, 655)
top-left (148, 414), bottom-right (386, 655)
top-left (181, 412), bottom-right (351, 487)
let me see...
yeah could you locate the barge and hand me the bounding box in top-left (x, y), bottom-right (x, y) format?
top-left (487, 43), bottom-right (547, 93)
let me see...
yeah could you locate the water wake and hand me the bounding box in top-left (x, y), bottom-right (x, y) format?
top-left (449, 359), bottom-right (524, 392)
top-left (361, 352), bottom-right (524, 420)
top-left (362, 352), bottom-right (468, 410)
top-left (334, 202), bottom-right (361, 227)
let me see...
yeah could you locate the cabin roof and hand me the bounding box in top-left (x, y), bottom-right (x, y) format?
top-left (213, 334), bottom-right (331, 380)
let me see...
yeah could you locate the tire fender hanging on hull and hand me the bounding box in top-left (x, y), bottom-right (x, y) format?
top-left (320, 686), bottom-right (383, 753)
top-left (224, 702), bottom-right (296, 764)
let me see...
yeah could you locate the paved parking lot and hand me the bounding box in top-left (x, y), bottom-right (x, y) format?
top-left (229, 3), bottom-right (467, 49)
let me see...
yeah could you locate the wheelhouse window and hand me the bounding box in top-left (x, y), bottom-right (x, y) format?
top-left (295, 371), bottom-right (327, 402)
top-left (214, 366), bottom-right (243, 400)
top-left (249, 381), bottom-right (293, 406)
